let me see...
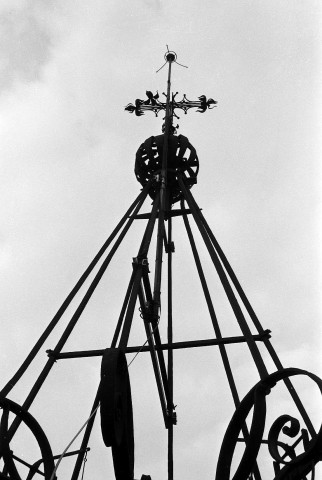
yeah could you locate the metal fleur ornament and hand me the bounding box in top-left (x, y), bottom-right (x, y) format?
top-left (125, 91), bottom-right (217, 118)
top-left (125, 91), bottom-right (163, 117)
top-left (173, 93), bottom-right (217, 115)
top-left (125, 50), bottom-right (217, 131)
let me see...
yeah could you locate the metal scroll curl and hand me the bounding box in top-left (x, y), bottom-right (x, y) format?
top-left (215, 368), bottom-right (322, 480)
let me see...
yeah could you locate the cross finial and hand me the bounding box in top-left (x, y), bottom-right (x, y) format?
top-left (125, 49), bottom-right (217, 133)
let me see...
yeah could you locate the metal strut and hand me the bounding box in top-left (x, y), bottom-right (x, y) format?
top-left (1, 49), bottom-right (321, 480)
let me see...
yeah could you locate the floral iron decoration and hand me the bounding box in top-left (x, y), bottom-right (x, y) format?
top-left (125, 90), bottom-right (217, 118)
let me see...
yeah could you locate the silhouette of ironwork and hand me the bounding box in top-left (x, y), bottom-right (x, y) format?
top-left (125, 91), bottom-right (217, 117)
top-left (0, 49), bottom-right (320, 480)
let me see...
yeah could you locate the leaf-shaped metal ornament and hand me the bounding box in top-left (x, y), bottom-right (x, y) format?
top-left (124, 104), bottom-right (136, 113)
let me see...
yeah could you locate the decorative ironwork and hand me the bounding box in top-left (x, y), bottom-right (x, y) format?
top-left (215, 368), bottom-right (322, 480)
top-left (125, 49), bottom-right (216, 135)
top-left (0, 48), bottom-right (320, 480)
top-left (125, 91), bottom-right (217, 118)
top-left (135, 133), bottom-right (199, 203)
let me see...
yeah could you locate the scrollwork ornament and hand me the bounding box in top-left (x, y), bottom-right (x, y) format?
top-left (268, 414), bottom-right (301, 465)
top-left (125, 91), bottom-right (217, 118)
top-left (215, 368), bottom-right (322, 480)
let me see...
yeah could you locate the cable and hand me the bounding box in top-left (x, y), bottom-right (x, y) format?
top-left (80, 450), bottom-right (88, 480)
top-left (49, 405), bottom-right (100, 480)
top-left (127, 319), bottom-right (161, 368)
top-left (49, 320), bottom-right (160, 479)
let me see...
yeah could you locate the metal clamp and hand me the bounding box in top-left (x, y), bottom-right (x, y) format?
top-left (132, 257), bottom-right (149, 267)
top-left (165, 241), bottom-right (175, 253)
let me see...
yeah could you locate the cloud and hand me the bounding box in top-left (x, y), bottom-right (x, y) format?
top-left (0, 4), bottom-right (53, 93)
top-left (0, 1), bottom-right (321, 479)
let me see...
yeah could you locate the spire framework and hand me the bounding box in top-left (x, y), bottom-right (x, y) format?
top-left (0, 49), bottom-right (321, 480)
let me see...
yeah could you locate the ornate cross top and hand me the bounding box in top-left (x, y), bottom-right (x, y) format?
top-left (125, 49), bottom-right (217, 132)
top-left (125, 91), bottom-right (217, 117)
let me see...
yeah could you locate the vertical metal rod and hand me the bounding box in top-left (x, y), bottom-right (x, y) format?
top-left (162, 54), bottom-right (173, 177)
top-left (167, 216), bottom-right (174, 480)
top-left (0, 185), bottom-right (151, 398)
top-left (153, 55), bottom-right (174, 319)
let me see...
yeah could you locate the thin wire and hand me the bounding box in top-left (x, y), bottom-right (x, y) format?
top-left (80, 450), bottom-right (87, 480)
top-left (156, 61), bottom-right (168, 73)
top-left (156, 59), bottom-right (188, 73)
top-left (49, 319), bottom-right (161, 479)
top-left (49, 405), bottom-right (100, 480)
top-left (175, 60), bottom-right (188, 69)
top-left (127, 318), bottom-right (161, 368)
top-left (157, 45), bottom-right (188, 72)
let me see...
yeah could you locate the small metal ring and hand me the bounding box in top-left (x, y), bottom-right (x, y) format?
top-left (164, 51), bottom-right (177, 63)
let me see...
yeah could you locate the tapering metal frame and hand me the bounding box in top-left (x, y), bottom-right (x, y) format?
top-left (0, 50), bottom-right (320, 480)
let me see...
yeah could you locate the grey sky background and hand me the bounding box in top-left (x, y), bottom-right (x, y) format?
top-left (0, 1), bottom-right (321, 479)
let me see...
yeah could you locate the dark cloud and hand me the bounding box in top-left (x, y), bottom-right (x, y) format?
top-left (0, 6), bottom-right (52, 92)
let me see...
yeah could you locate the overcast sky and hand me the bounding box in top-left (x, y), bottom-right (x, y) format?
top-left (0, 1), bottom-right (321, 479)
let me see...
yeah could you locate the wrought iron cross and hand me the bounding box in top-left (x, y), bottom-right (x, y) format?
top-left (125, 49), bottom-right (217, 132)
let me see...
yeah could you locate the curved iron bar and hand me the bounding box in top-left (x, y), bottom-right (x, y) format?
top-left (0, 404), bottom-right (20, 480)
top-left (268, 414), bottom-right (301, 465)
top-left (0, 397), bottom-right (55, 480)
top-left (215, 368), bottom-right (322, 480)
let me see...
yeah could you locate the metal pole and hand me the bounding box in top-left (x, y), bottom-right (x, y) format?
top-left (48, 334), bottom-right (270, 359)
top-left (153, 53), bottom-right (173, 321)
top-left (167, 216), bottom-right (174, 480)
